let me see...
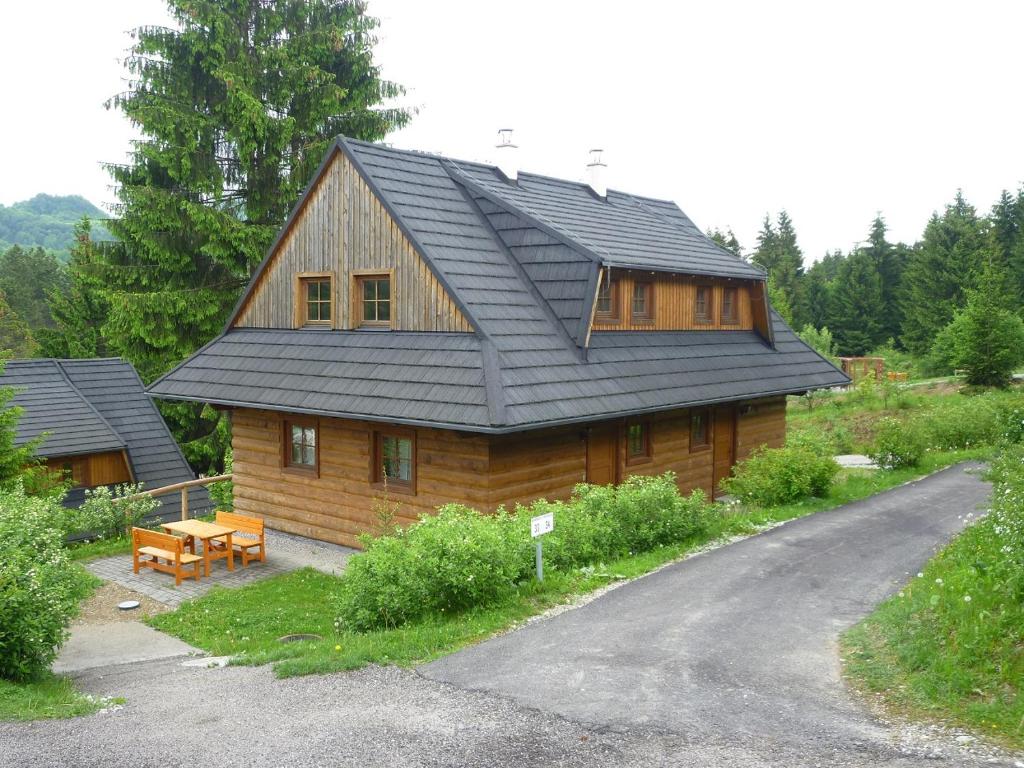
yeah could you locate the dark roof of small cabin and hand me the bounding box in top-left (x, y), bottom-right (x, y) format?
top-left (149, 137), bottom-right (848, 432)
top-left (2, 358), bottom-right (207, 516)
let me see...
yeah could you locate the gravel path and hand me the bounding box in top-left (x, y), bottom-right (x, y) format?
top-left (4, 462), bottom-right (1021, 767)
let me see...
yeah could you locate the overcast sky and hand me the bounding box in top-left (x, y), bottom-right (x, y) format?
top-left (2, 0), bottom-right (1022, 260)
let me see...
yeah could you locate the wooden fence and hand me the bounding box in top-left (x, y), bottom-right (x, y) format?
top-left (124, 474), bottom-right (231, 521)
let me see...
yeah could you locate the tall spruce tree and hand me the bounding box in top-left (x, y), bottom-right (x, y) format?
top-left (989, 187), bottom-right (1024, 306)
top-left (900, 191), bottom-right (988, 356)
top-left (829, 250), bottom-right (885, 355)
top-left (800, 255), bottom-right (837, 331)
top-left (752, 211), bottom-right (804, 326)
top-left (100, 0), bottom-right (410, 469)
top-left (862, 216), bottom-right (905, 342)
top-left (0, 294), bottom-right (37, 359)
top-left (39, 219), bottom-right (111, 359)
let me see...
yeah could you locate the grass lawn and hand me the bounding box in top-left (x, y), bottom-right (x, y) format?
top-left (0, 675), bottom-right (118, 721)
top-left (150, 448), bottom-right (987, 680)
top-left (843, 518), bottom-right (1023, 749)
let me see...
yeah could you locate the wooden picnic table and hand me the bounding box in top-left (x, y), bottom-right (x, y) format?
top-left (160, 519), bottom-right (235, 577)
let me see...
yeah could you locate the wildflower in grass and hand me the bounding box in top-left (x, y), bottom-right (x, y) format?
top-left (963, 595), bottom-right (971, 602)
top-left (935, 578), bottom-right (943, 585)
top-left (335, 645), bottom-right (341, 651)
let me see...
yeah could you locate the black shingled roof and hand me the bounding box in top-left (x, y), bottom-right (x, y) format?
top-left (3, 358), bottom-right (209, 518)
top-left (149, 138), bottom-right (848, 432)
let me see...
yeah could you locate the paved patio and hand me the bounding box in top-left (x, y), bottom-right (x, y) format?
top-left (86, 529), bottom-right (356, 607)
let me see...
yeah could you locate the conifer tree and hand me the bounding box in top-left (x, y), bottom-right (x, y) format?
top-left (39, 219), bottom-right (111, 359)
top-left (862, 215), bottom-right (905, 344)
top-left (707, 228), bottom-right (743, 257)
top-left (753, 211), bottom-right (804, 326)
top-left (900, 192), bottom-right (988, 355)
top-left (989, 188), bottom-right (1024, 306)
top-left (99, 0), bottom-right (410, 469)
top-left (829, 250), bottom-right (885, 356)
top-left (0, 294), bottom-right (37, 359)
top-left (932, 261), bottom-right (1024, 386)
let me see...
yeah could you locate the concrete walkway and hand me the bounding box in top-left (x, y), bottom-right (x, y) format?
top-left (86, 529), bottom-right (355, 606)
top-left (54, 623), bottom-right (199, 674)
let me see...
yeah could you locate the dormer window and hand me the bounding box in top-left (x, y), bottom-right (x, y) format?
top-left (297, 273), bottom-right (333, 328)
top-left (595, 277), bottom-right (620, 322)
top-left (695, 285), bottom-right (712, 324)
top-left (721, 286), bottom-right (739, 325)
top-left (357, 273), bottom-right (392, 328)
top-left (631, 282), bottom-right (653, 321)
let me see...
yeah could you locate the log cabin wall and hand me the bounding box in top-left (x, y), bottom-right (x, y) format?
top-left (591, 270), bottom-right (755, 332)
top-left (234, 151), bottom-right (473, 333)
top-left (230, 396), bottom-right (787, 548)
top-left (231, 408), bottom-right (489, 548)
top-left (734, 396), bottom-right (787, 460)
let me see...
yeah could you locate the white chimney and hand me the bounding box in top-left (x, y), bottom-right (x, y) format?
top-left (586, 148), bottom-right (607, 198)
top-left (495, 128), bottom-right (518, 181)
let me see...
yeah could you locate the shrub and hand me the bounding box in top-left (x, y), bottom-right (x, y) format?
top-left (335, 474), bottom-right (715, 631)
top-left (920, 395), bottom-right (1002, 451)
top-left (868, 417), bottom-right (925, 470)
top-left (0, 484), bottom-right (88, 681)
top-left (985, 447), bottom-right (1024, 594)
top-left (208, 447), bottom-right (234, 512)
top-left (721, 437), bottom-right (839, 506)
top-left (335, 505), bottom-right (524, 630)
top-left (63, 484), bottom-right (159, 540)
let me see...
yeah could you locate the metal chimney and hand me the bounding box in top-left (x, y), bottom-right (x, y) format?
top-left (495, 128), bottom-right (518, 181)
top-left (586, 148), bottom-right (607, 198)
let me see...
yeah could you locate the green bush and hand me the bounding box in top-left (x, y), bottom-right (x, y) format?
top-left (335, 474), bottom-right (715, 631)
top-left (63, 483), bottom-right (159, 540)
top-left (920, 394), bottom-right (1002, 451)
top-left (985, 447), bottom-right (1024, 594)
top-left (868, 417), bottom-right (925, 470)
top-left (720, 437), bottom-right (839, 506)
top-left (0, 485), bottom-right (89, 681)
top-left (335, 505), bottom-right (523, 630)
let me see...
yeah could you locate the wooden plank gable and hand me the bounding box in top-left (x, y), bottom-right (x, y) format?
top-left (234, 149), bottom-right (473, 333)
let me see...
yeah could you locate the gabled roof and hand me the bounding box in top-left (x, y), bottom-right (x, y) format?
top-left (2, 358), bottom-right (208, 517)
top-left (153, 137), bottom-right (848, 432)
top-left (3, 359), bottom-right (123, 457)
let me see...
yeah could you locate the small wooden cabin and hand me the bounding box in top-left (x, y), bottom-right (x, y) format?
top-left (3, 358), bottom-right (209, 519)
top-left (151, 138), bottom-right (848, 547)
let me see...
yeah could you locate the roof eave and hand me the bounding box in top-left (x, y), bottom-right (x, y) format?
top-left (148, 377), bottom-right (847, 436)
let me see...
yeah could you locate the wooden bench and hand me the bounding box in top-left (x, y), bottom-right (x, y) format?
top-left (131, 527), bottom-right (202, 586)
top-left (209, 511), bottom-right (265, 567)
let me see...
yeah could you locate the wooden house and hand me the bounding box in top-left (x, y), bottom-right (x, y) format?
top-left (150, 138), bottom-right (848, 547)
top-left (3, 358), bottom-right (209, 519)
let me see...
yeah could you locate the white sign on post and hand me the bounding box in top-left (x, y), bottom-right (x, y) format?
top-left (531, 512), bottom-right (554, 538)
top-left (530, 512), bottom-right (554, 582)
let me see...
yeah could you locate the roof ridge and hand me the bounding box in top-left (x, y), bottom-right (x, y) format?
top-left (52, 360), bottom-right (126, 449)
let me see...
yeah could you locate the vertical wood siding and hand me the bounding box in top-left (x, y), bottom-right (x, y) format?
top-left (234, 151), bottom-right (473, 333)
top-left (592, 271), bottom-right (755, 332)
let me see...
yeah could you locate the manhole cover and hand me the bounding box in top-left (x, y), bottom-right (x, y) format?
top-left (118, 600), bottom-right (141, 611)
top-left (277, 633), bottom-right (322, 644)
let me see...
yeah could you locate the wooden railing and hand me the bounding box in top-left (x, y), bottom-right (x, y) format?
top-left (124, 474), bottom-right (231, 520)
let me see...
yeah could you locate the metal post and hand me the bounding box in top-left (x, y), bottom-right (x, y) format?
top-left (535, 541), bottom-right (543, 582)
top-left (181, 486), bottom-right (189, 521)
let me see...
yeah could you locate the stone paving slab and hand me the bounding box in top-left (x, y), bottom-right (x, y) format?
top-left (86, 529), bottom-right (356, 607)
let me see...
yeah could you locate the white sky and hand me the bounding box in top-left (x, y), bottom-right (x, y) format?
top-left (2, 0), bottom-right (1022, 260)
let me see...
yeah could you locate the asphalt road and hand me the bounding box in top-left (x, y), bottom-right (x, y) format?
top-left (3, 462), bottom-right (1014, 768)
top-left (422, 461), bottom-right (994, 756)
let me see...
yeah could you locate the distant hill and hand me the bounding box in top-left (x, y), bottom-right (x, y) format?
top-left (0, 194), bottom-right (113, 259)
